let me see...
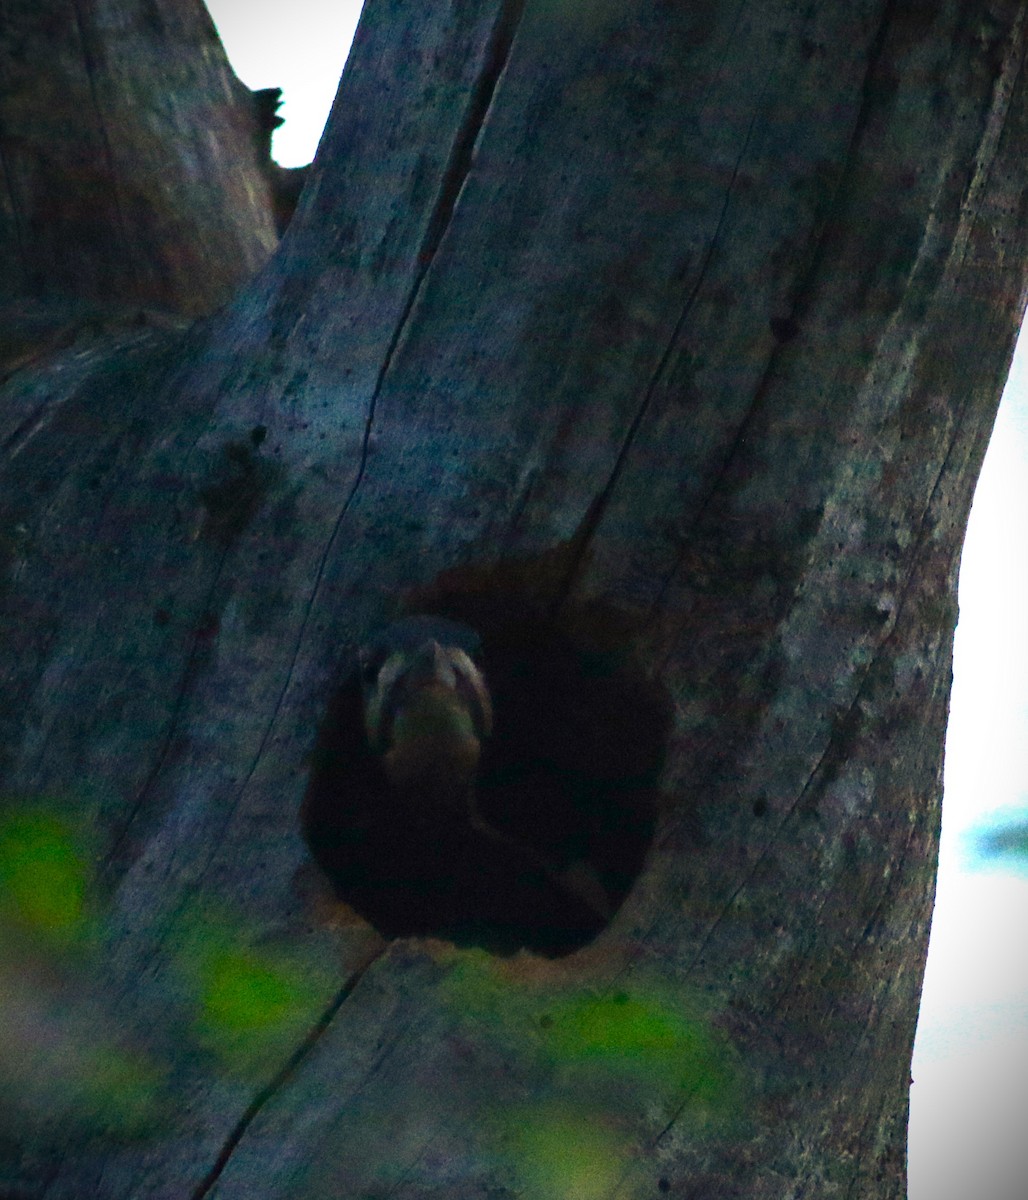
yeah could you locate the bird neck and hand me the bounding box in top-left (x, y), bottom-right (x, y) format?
top-left (381, 686), bottom-right (481, 812)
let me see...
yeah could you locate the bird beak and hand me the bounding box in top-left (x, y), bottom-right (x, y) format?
top-left (404, 641), bottom-right (455, 690)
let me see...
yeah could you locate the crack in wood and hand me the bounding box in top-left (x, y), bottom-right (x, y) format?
top-left (1, 403), bottom-right (55, 458)
top-left (675, 407), bottom-right (962, 986)
top-left (190, 943), bottom-right (387, 1200)
top-left (838, 817), bottom-right (919, 1200)
top-left (105, 537), bottom-right (236, 877)
top-left (68, 0), bottom-right (135, 292)
top-left (416, 0), bottom-right (526, 276)
top-left (210, 0), bottom-right (532, 844)
top-left (558, 65), bottom-right (775, 613)
top-left (0, 144), bottom-right (28, 274)
top-left (0, 5), bottom-right (28, 267)
top-left (645, 1), bottom-right (915, 624)
top-left (949, 1), bottom-right (1027, 270)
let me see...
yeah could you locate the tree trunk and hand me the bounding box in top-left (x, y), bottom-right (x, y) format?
top-left (1, 1), bottom-right (1026, 1197)
top-left (0, 0), bottom-right (278, 319)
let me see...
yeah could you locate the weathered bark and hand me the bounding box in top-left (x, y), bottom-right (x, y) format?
top-left (1, 1), bottom-right (1026, 1198)
top-left (0, 0), bottom-right (277, 319)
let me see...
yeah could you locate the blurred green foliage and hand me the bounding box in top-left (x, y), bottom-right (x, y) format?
top-left (0, 966), bottom-right (166, 1138)
top-left (500, 1103), bottom-right (626, 1200)
top-left (203, 946), bottom-right (302, 1032)
top-left (175, 907), bottom-right (333, 1077)
top-left (63, 1043), bottom-right (166, 1135)
top-left (442, 956), bottom-right (743, 1192)
top-left (541, 988), bottom-right (736, 1115)
top-left (445, 956), bottom-right (739, 1118)
top-left (0, 802), bottom-right (165, 1137)
top-left (2, 797), bottom-right (743, 1181)
top-left (0, 799), bottom-right (335, 1136)
top-left (0, 807), bottom-right (90, 946)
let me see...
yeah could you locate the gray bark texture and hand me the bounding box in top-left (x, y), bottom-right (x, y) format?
top-left (1, 0), bottom-right (1026, 1197)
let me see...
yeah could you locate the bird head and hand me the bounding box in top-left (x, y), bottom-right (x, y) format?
top-left (359, 618), bottom-right (493, 803)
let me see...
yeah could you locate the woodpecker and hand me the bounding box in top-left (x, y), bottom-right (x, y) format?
top-left (358, 616), bottom-right (493, 817)
top-left (356, 615), bottom-right (612, 924)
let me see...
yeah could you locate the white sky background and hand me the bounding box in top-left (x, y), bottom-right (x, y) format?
top-left (204, 0), bottom-right (362, 168)
top-left (204, 2), bottom-right (1028, 1193)
top-left (908, 340), bottom-right (1028, 1200)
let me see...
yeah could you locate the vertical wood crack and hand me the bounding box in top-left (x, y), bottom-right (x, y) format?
top-left (68, 0), bottom-right (136, 291)
top-left (216, 0), bottom-right (530, 831)
top-left (190, 943), bottom-right (386, 1200)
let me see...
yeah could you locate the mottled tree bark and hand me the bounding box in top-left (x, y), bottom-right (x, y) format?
top-left (1, 1), bottom-right (1026, 1198)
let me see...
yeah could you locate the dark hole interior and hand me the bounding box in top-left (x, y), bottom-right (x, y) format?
top-left (301, 599), bottom-right (671, 956)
